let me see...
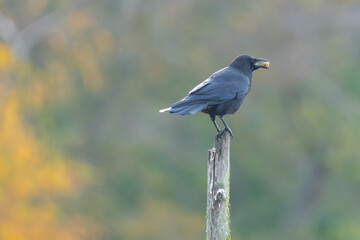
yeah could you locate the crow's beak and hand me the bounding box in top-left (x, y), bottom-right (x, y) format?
top-left (254, 58), bottom-right (270, 69)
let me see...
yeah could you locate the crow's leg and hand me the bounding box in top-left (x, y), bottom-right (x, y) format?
top-left (210, 115), bottom-right (221, 133)
top-left (220, 116), bottom-right (233, 137)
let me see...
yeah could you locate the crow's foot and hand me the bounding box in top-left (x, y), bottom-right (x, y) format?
top-left (216, 128), bottom-right (233, 140)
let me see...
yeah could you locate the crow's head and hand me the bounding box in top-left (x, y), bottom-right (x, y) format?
top-left (229, 55), bottom-right (270, 73)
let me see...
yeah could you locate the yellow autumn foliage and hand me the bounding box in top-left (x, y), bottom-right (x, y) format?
top-left (0, 90), bottom-right (98, 239)
top-left (0, 44), bottom-right (13, 69)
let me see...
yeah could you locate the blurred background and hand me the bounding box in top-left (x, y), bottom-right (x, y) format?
top-left (0, 0), bottom-right (360, 239)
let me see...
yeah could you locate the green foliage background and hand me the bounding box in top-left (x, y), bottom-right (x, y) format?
top-left (1, 0), bottom-right (360, 239)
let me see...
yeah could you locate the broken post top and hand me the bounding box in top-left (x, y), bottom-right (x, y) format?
top-left (215, 130), bottom-right (231, 147)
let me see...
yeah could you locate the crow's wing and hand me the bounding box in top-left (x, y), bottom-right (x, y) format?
top-left (181, 67), bottom-right (250, 105)
top-left (188, 68), bottom-right (227, 95)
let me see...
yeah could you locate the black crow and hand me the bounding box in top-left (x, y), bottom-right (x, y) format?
top-left (159, 55), bottom-right (270, 137)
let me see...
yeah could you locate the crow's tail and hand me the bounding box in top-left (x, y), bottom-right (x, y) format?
top-left (159, 101), bottom-right (207, 116)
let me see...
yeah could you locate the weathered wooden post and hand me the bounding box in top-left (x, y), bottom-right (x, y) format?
top-left (206, 130), bottom-right (231, 240)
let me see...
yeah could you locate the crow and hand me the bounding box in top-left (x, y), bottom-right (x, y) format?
top-left (159, 55), bottom-right (270, 137)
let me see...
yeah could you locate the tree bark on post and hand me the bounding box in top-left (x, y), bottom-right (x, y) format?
top-left (206, 130), bottom-right (231, 240)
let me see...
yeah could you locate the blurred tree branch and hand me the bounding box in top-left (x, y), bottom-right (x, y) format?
top-left (0, 0), bottom-right (88, 60)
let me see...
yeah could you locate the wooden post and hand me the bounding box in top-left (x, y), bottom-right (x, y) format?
top-left (206, 130), bottom-right (231, 240)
